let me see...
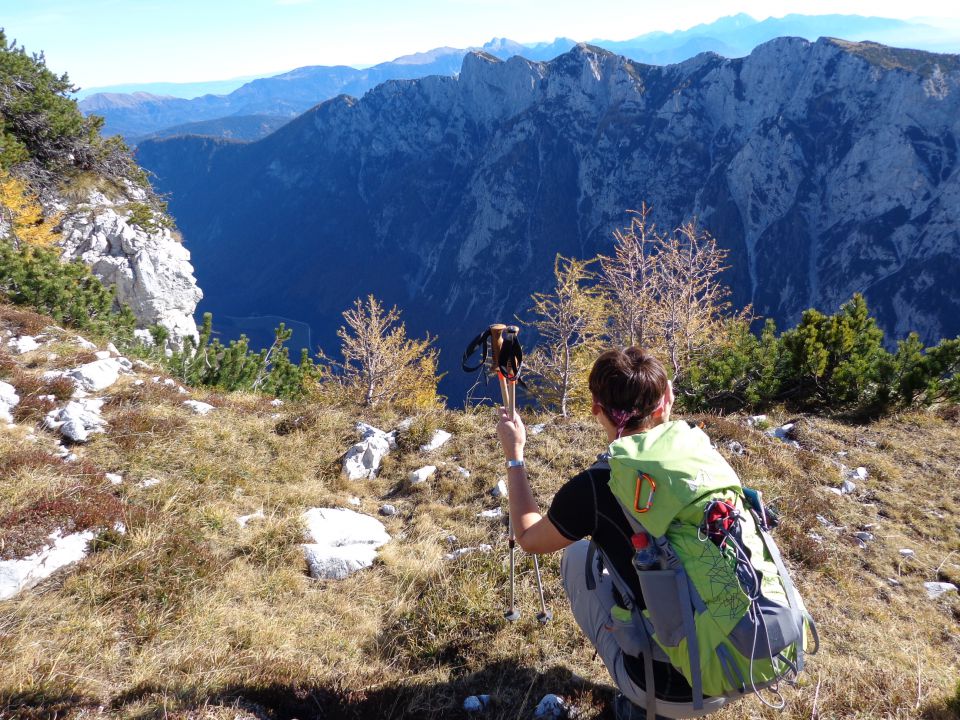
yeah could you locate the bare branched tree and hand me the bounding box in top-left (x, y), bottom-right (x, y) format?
top-left (598, 207), bottom-right (746, 383)
top-left (599, 203), bottom-right (656, 348)
top-left (525, 255), bottom-right (608, 416)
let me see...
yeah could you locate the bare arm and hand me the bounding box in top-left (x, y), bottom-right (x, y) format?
top-left (497, 407), bottom-right (573, 554)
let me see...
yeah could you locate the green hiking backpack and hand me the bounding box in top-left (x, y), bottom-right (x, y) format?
top-left (587, 420), bottom-right (818, 718)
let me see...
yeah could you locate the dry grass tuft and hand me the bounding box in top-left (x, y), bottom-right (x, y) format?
top-left (107, 407), bottom-right (188, 452)
top-left (0, 304), bottom-right (52, 336)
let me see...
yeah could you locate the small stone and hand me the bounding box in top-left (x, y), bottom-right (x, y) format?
top-left (456, 466), bottom-right (471, 478)
top-left (899, 548), bottom-right (915, 558)
top-left (348, 496), bottom-right (361, 506)
top-left (237, 510), bottom-right (265, 527)
top-left (8, 335), bottom-right (41, 354)
top-left (887, 577), bottom-right (902, 586)
top-left (67, 359), bottom-right (126, 392)
top-left (533, 694), bottom-right (567, 719)
top-left (726, 440), bottom-right (745, 455)
top-left (445, 545), bottom-right (493, 561)
top-left (824, 487), bottom-right (843, 496)
top-left (746, 414), bottom-right (767, 426)
top-left (163, 378), bottom-right (176, 387)
top-left (105, 473), bottom-right (123, 485)
top-left (409, 465), bottom-right (437, 485)
top-left (420, 429), bottom-right (452, 452)
top-left (854, 531), bottom-right (874, 542)
top-left (107, 343), bottom-right (121, 357)
top-left (139, 478), bottom-right (161, 488)
top-left (807, 531), bottom-right (824, 543)
top-left (924, 581), bottom-right (958, 599)
top-left (75, 336), bottom-right (97, 350)
top-left (529, 423), bottom-right (547, 435)
top-left (463, 694), bottom-right (491, 712)
top-left (183, 400), bottom-right (215, 415)
top-left (270, 398), bottom-right (284, 406)
top-left (477, 508), bottom-right (503, 519)
top-left (94, 350), bottom-right (111, 360)
top-left (445, 534), bottom-right (458, 545)
top-left (491, 479), bottom-right (508, 498)
top-left (379, 504), bottom-right (397, 516)
top-left (840, 479), bottom-right (857, 494)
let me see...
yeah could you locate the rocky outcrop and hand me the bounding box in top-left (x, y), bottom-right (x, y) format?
top-left (55, 186), bottom-right (202, 348)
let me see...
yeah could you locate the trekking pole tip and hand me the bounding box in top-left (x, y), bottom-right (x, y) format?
top-left (504, 609), bottom-right (521, 622)
top-left (536, 610), bottom-right (553, 625)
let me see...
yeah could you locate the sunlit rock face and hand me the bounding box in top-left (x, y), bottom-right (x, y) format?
top-left (56, 184), bottom-right (202, 348)
top-left (137, 38), bottom-right (960, 395)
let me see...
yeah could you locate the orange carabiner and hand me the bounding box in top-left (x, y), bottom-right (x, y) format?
top-left (633, 472), bottom-right (656, 513)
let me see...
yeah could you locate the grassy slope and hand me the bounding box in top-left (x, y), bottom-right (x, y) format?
top-left (0, 304), bottom-right (958, 720)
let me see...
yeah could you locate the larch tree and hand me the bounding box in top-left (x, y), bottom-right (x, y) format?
top-left (332, 295), bottom-right (439, 410)
top-left (525, 255), bottom-right (608, 417)
top-left (599, 204), bottom-right (657, 348)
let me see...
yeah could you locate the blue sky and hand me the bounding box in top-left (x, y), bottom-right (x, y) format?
top-left (2, 0), bottom-right (958, 88)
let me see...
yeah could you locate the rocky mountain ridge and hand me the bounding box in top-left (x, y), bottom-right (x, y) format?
top-left (136, 37), bottom-right (960, 394)
top-left (82, 14), bottom-right (949, 142)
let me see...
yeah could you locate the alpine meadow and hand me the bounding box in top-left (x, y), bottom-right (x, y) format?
top-left (1, 9), bottom-right (959, 720)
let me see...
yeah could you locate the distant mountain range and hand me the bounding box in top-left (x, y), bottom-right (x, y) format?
top-left (135, 38), bottom-right (960, 399)
top-left (81, 14), bottom-right (956, 142)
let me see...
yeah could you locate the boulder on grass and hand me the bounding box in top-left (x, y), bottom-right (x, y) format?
top-left (301, 507), bottom-right (391, 580)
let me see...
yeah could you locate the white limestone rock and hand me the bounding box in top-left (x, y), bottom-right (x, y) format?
top-left (57, 190), bottom-right (202, 349)
top-left (343, 432), bottom-right (392, 480)
top-left (301, 507), bottom-right (391, 580)
top-left (0, 529), bottom-right (95, 601)
top-left (66, 358), bottom-right (124, 392)
top-left (445, 545), bottom-right (493, 561)
top-left (8, 335), bottom-right (41, 354)
top-left (924, 581), bottom-right (958, 599)
top-left (138, 478), bottom-right (161, 488)
top-left (379, 504), bottom-right (397, 516)
top-left (0, 381), bottom-right (19, 424)
top-left (477, 508), bottom-right (503, 519)
top-left (237, 510), bottom-right (265, 528)
top-left (44, 398), bottom-right (107, 442)
top-left (491, 479), bottom-right (508, 498)
top-left (409, 465), bottom-right (437, 485)
top-left (529, 423), bottom-right (547, 435)
top-left (420, 429), bottom-right (452, 452)
top-left (105, 473), bottom-right (123, 485)
top-left (183, 400), bottom-right (215, 415)
top-left (533, 694), bottom-right (567, 719)
top-left (463, 695), bottom-right (491, 713)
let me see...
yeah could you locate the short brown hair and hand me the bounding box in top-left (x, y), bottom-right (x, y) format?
top-left (588, 348), bottom-right (668, 431)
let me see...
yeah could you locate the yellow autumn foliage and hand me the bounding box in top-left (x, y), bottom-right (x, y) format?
top-left (0, 171), bottom-right (60, 247)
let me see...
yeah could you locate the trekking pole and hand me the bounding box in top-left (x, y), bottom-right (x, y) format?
top-left (490, 324), bottom-right (521, 623)
top-left (498, 325), bottom-right (551, 625)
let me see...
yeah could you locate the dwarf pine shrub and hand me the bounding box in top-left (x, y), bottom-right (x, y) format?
top-left (0, 237), bottom-right (135, 340)
top-left (681, 295), bottom-right (960, 415)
